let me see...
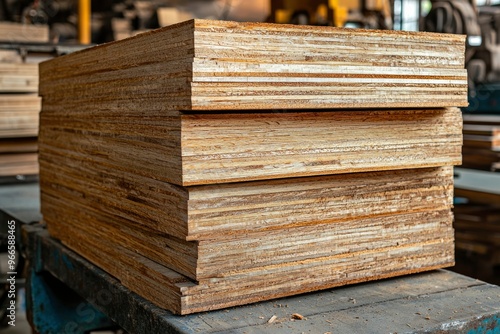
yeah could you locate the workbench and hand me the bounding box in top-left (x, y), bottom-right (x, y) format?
top-left (3, 182), bottom-right (500, 334)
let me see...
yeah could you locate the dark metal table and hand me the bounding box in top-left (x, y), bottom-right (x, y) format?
top-left (4, 183), bottom-right (500, 334)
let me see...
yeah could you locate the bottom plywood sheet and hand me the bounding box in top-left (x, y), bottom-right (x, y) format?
top-left (45, 202), bottom-right (454, 315)
top-left (25, 223), bottom-right (500, 334)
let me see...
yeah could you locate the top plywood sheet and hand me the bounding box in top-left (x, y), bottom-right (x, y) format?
top-left (39, 19), bottom-right (468, 110)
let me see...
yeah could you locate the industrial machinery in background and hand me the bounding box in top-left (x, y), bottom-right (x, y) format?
top-left (423, 0), bottom-right (500, 288)
top-left (423, 0), bottom-right (500, 113)
top-left (1, 0), bottom-right (394, 43)
top-left (267, 0), bottom-right (392, 29)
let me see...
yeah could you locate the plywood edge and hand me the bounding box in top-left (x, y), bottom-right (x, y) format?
top-left (192, 19), bottom-right (466, 45)
top-left (38, 20), bottom-right (196, 95)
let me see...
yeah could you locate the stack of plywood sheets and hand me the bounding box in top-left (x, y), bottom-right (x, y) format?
top-left (38, 19), bottom-right (467, 314)
top-left (0, 52), bottom-right (42, 178)
top-left (454, 205), bottom-right (500, 256)
top-left (462, 115), bottom-right (500, 171)
top-left (0, 22), bottom-right (48, 178)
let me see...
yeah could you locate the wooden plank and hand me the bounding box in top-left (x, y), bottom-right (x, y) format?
top-left (0, 152), bottom-right (38, 176)
top-left (36, 19), bottom-right (465, 315)
top-left (39, 108), bottom-right (462, 186)
top-left (0, 138), bottom-right (37, 153)
top-left (0, 94), bottom-right (41, 112)
top-left (454, 205), bottom-right (500, 223)
top-left (463, 135), bottom-right (500, 149)
top-left (179, 108), bottom-right (462, 185)
top-left (461, 147), bottom-right (500, 171)
top-left (0, 110), bottom-right (39, 136)
top-left (0, 63), bottom-right (38, 93)
top-left (40, 158), bottom-right (454, 241)
top-left (45, 207), bottom-right (454, 315)
top-left (461, 119), bottom-right (500, 170)
top-left (463, 124), bottom-right (500, 136)
top-left (0, 94), bottom-right (41, 138)
top-left (453, 204), bottom-right (500, 262)
top-left (39, 19), bottom-right (467, 110)
top-left (40, 165), bottom-right (454, 280)
top-left (0, 22), bottom-right (49, 43)
top-left (463, 114), bottom-right (500, 125)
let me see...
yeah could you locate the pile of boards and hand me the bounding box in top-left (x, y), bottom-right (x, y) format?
top-left (0, 22), bottom-right (49, 179)
top-left (462, 114), bottom-right (500, 171)
top-left (38, 20), bottom-right (467, 315)
top-left (454, 205), bottom-right (500, 260)
top-left (453, 204), bottom-right (500, 285)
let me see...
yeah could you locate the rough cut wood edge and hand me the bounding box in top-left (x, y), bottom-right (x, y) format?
top-left (0, 22), bottom-right (49, 43)
top-left (0, 63), bottom-right (38, 93)
top-left (46, 212), bottom-right (454, 315)
top-left (40, 163), bottom-right (454, 280)
top-left (179, 108), bottom-right (463, 185)
top-left (39, 108), bottom-right (463, 186)
top-left (39, 148), bottom-right (454, 241)
top-left (0, 94), bottom-right (39, 137)
top-left (39, 19), bottom-right (467, 110)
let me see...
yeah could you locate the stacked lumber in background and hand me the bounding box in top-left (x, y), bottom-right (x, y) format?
top-left (0, 22), bottom-right (48, 178)
top-left (0, 22), bottom-right (63, 180)
top-left (452, 204), bottom-right (500, 285)
top-left (462, 114), bottom-right (500, 171)
top-left (38, 19), bottom-right (466, 315)
top-left (0, 22), bottom-right (49, 43)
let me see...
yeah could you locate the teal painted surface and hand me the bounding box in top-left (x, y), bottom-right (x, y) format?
top-left (467, 315), bottom-right (500, 334)
top-left (61, 253), bottom-right (75, 271)
top-left (28, 266), bottom-right (113, 333)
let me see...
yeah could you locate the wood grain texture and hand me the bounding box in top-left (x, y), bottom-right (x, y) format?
top-left (40, 165), bottom-right (454, 281)
top-left (179, 108), bottom-right (462, 184)
top-left (0, 63), bottom-right (38, 93)
top-left (463, 114), bottom-right (500, 125)
top-left (38, 19), bottom-right (463, 315)
top-left (0, 152), bottom-right (38, 176)
top-left (0, 51), bottom-right (22, 64)
top-left (462, 116), bottom-right (500, 171)
top-left (454, 205), bottom-right (500, 263)
top-left (463, 135), bottom-right (500, 149)
top-left (39, 108), bottom-right (463, 186)
top-left (39, 19), bottom-right (467, 110)
top-left (0, 22), bottom-right (49, 43)
top-left (0, 94), bottom-right (41, 138)
top-left (45, 202), bottom-right (454, 315)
